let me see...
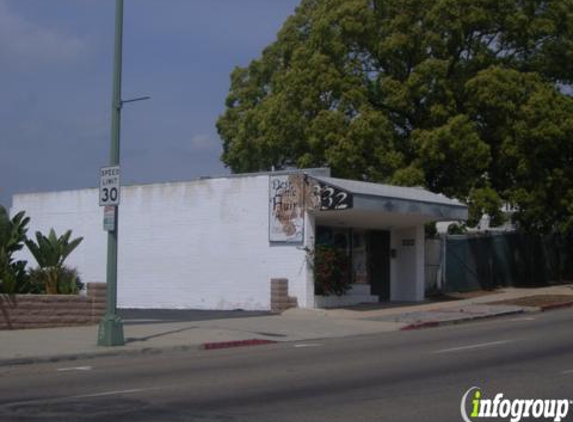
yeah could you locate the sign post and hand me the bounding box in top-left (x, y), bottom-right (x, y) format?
top-left (98, 0), bottom-right (125, 347)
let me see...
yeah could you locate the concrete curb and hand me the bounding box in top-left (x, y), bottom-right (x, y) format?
top-left (400, 321), bottom-right (440, 330)
top-left (400, 309), bottom-right (526, 331)
top-left (399, 302), bottom-right (573, 331)
top-left (202, 339), bottom-right (278, 350)
top-left (0, 344), bottom-right (202, 368)
top-left (0, 338), bottom-right (284, 368)
top-left (539, 301), bottom-right (573, 311)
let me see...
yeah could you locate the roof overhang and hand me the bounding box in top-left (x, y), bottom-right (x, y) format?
top-left (309, 176), bottom-right (468, 229)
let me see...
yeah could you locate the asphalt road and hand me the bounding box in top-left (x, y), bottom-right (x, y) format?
top-left (0, 309), bottom-right (572, 422)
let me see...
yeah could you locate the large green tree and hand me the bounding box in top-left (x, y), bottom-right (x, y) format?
top-left (217, 0), bottom-right (573, 233)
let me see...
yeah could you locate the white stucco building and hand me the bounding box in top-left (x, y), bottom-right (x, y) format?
top-left (11, 168), bottom-right (467, 310)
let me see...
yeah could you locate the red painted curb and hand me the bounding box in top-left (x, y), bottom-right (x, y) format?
top-left (399, 309), bottom-right (526, 331)
top-left (540, 301), bottom-right (573, 312)
top-left (400, 321), bottom-right (441, 331)
top-left (201, 339), bottom-right (277, 350)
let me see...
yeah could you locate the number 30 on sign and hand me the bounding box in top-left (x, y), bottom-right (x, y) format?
top-left (99, 166), bottom-right (120, 206)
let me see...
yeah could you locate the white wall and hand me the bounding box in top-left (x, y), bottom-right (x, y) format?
top-left (390, 225), bottom-right (425, 302)
top-left (12, 189), bottom-right (107, 284)
top-left (12, 175), bottom-right (310, 310)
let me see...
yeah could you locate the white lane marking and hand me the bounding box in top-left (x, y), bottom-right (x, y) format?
top-left (433, 340), bottom-right (514, 354)
top-left (508, 317), bottom-right (536, 322)
top-left (57, 366), bottom-right (92, 372)
top-left (562, 370), bottom-right (573, 375)
top-left (294, 343), bottom-right (322, 348)
top-left (70, 388), bottom-right (149, 399)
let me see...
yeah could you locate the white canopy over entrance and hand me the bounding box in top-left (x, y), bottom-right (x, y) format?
top-left (311, 176), bottom-right (467, 228)
top-left (305, 175), bottom-right (468, 307)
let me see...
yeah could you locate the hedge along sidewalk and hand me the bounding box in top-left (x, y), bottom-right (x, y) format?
top-left (0, 283), bottom-right (106, 330)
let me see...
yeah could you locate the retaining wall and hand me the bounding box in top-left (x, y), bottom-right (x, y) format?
top-left (0, 282), bottom-right (106, 330)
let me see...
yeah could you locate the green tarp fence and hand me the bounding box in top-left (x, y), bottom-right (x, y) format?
top-left (444, 232), bottom-right (573, 292)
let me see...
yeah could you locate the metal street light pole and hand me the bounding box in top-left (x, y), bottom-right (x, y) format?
top-left (98, 0), bottom-right (125, 346)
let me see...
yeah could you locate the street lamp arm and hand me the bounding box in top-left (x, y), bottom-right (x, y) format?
top-left (121, 96), bottom-right (151, 105)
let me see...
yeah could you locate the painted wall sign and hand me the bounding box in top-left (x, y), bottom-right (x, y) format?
top-left (269, 175), bottom-right (306, 242)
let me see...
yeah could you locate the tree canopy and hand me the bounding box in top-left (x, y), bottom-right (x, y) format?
top-left (217, 0), bottom-right (573, 234)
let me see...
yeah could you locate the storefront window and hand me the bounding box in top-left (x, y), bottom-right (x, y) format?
top-left (315, 226), bottom-right (369, 285)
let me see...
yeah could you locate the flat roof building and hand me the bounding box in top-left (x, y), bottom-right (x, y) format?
top-left (12, 168), bottom-right (467, 310)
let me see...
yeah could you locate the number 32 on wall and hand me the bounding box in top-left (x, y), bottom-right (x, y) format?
top-left (320, 185), bottom-right (352, 211)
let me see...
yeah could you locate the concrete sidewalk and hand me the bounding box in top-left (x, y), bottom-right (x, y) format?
top-left (1, 284), bottom-right (572, 366)
top-left (0, 313), bottom-right (405, 366)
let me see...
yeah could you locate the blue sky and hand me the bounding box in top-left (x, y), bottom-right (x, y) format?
top-left (0, 0), bottom-right (300, 208)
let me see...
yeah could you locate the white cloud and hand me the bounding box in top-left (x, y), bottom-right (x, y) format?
top-left (0, 0), bottom-right (86, 67)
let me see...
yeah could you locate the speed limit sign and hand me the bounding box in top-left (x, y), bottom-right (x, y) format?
top-left (99, 166), bottom-right (121, 206)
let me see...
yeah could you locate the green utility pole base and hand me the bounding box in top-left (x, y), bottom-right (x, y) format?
top-left (97, 314), bottom-right (125, 346)
top-left (97, 0), bottom-right (125, 349)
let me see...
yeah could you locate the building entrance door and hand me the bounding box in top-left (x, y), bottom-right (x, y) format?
top-left (368, 230), bottom-right (391, 300)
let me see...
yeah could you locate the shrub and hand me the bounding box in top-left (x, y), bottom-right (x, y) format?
top-left (25, 228), bottom-right (83, 294)
top-left (0, 206), bottom-right (31, 294)
top-left (448, 223), bottom-right (468, 235)
top-left (312, 244), bottom-right (351, 296)
top-left (28, 266), bottom-right (84, 295)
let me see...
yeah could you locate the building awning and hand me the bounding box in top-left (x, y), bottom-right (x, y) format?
top-left (310, 176), bottom-right (468, 229)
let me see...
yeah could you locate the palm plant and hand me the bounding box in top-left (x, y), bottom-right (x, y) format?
top-left (0, 205), bottom-right (30, 294)
top-left (25, 229), bottom-right (83, 294)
